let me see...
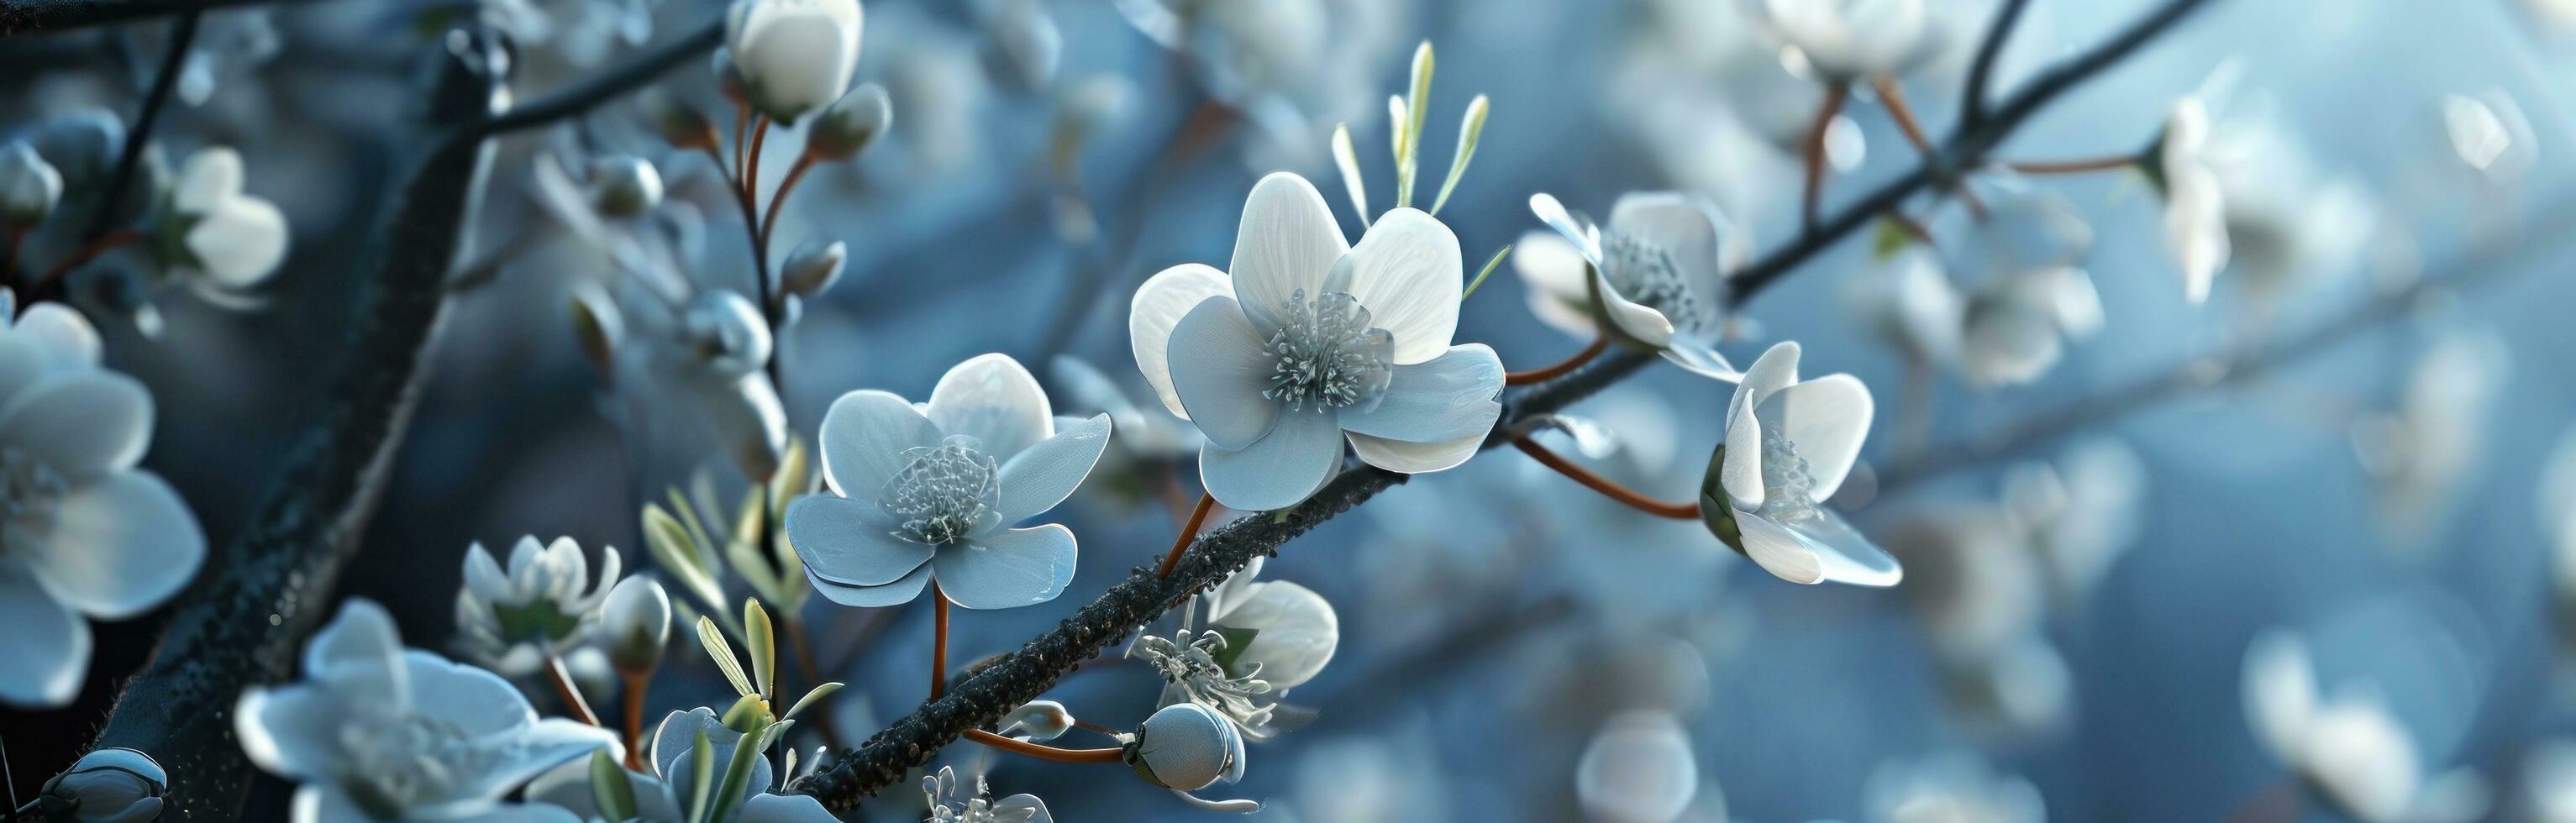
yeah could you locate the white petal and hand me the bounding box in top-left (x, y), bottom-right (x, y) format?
top-left (1323, 207), bottom-right (1461, 364)
top-left (458, 803), bottom-right (587, 823)
top-left (1229, 172), bottom-right (1348, 333)
top-left (0, 371), bottom-right (151, 481)
top-left (993, 413), bottom-right (1111, 522)
top-left (927, 353), bottom-right (1054, 464)
top-left (737, 793), bottom-right (840, 822)
top-left (1735, 506), bottom-right (1900, 587)
top-left (0, 558), bottom-right (87, 707)
top-left (172, 147), bottom-right (244, 214)
top-left (785, 495), bottom-right (933, 587)
top-left (1167, 296), bottom-right (1283, 450)
top-left (2166, 164), bottom-right (2230, 305)
top-left (1593, 266), bottom-right (1676, 347)
top-left (1200, 407), bottom-right (1342, 511)
top-left (1659, 340), bottom-right (1741, 382)
top-left (1130, 263), bottom-right (1235, 419)
top-left (935, 523), bottom-right (1078, 610)
top-left (13, 303), bottom-right (99, 369)
top-left (29, 470), bottom-right (205, 619)
top-left (804, 562), bottom-right (933, 608)
top-left (1753, 374), bottom-right (1873, 501)
top-left (1208, 579), bottom-right (1338, 689)
top-left (1735, 340), bottom-right (1802, 413)
top-left (1721, 387), bottom-right (1764, 510)
top-left (2242, 630), bottom-right (2316, 761)
top-left (238, 684), bottom-right (343, 782)
top-left (185, 194), bottom-right (289, 287)
top-left (1527, 191), bottom-right (1601, 262)
top-left (289, 786), bottom-right (369, 823)
top-left (1348, 431), bottom-right (1485, 474)
top-left (1610, 191), bottom-right (1730, 320)
top-left (1513, 230), bottom-right (1596, 337)
top-left (817, 389), bottom-right (942, 504)
top-left (404, 649), bottom-right (544, 739)
top-left (1338, 343), bottom-right (1501, 445)
top-left (303, 599), bottom-right (404, 685)
top-left (1575, 710), bottom-right (1697, 823)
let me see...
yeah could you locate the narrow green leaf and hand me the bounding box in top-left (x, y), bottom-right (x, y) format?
top-left (645, 506), bottom-right (731, 622)
top-left (698, 616), bottom-right (755, 697)
top-left (744, 598), bottom-right (777, 700)
top-left (1331, 123), bottom-right (1370, 228)
top-left (781, 747), bottom-right (798, 784)
top-left (1430, 94), bottom-right (1489, 216)
top-left (686, 729), bottom-right (716, 823)
top-left (589, 749), bottom-right (639, 820)
top-left (725, 534), bottom-right (784, 605)
top-left (767, 436), bottom-right (808, 518)
top-left (1463, 244), bottom-right (1511, 299)
top-left (1396, 40), bottom-right (1434, 207)
top-left (781, 681), bottom-right (844, 721)
top-left (708, 716), bottom-right (771, 823)
top-left (666, 488), bottom-right (720, 570)
top-left (1385, 95), bottom-right (1406, 166)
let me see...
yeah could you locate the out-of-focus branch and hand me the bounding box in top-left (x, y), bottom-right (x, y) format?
top-left (1960, 0), bottom-right (2034, 128)
top-left (0, 0), bottom-right (315, 35)
top-left (1875, 207), bottom-right (2569, 495)
top-left (34, 9), bottom-right (196, 301)
top-left (76, 30), bottom-right (507, 821)
top-left (460, 17), bottom-right (723, 141)
top-left (788, 0), bottom-right (2220, 806)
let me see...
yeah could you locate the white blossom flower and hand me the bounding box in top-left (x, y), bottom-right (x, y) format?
top-left (38, 747), bottom-right (166, 823)
top-left (1843, 247), bottom-right (1963, 366)
top-left (455, 536), bottom-right (622, 675)
top-left (1946, 185), bottom-right (2101, 387)
top-left (1742, 0), bottom-right (1946, 83)
top-left (726, 0), bottom-right (864, 122)
top-left (1134, 556), bottom-right (1336, 740)
top-left (158, 146), bottom-right (289, 296)
top-left (0, 299), bottom-right (204, 708)
top-left (2521, 740), bottom-right (2576, 823)
top-left (2350, 330), bottom-right (2508, 548)
top-left (2000, 438), bottom-right (2146, 605)
top-left (0, 140), bottom-right (63, 228)
top-left (527, 708), bottom-right (837, 822)
top-left (2242, 630), bottom-right (2490, 823)
top-left (922, 766), bottom-right (1053, 823)
top-left (787, 354), bottom-right (1109, 609)
top-left (1130, 172), bottom-right (1502, 511)
top-left (1575, 710), bottom-right (1699, 823)
top-left (1864, 752), bottom-right (2046, 823)
top-left (1705, 341), bottom-right (1900, 587)
top-left (2153, 97), bottom-right (2232, 305)
top-left (1878, 503), bottom-right (2041, 658)
top-left (1517, 191), bottom-right (1744, 380)
top-left (236, 600), bottom-right (617, 822)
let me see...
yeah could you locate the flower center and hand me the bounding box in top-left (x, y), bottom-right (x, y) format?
top-left (1261, 289), bottom-right (1393, 412)
top-left (1133, 628), bottom-right (1276, 733)
top-left (1756, 426), bottom-right (1821, 520)
top-left (0, 447), bottom-right (68, 557)
top-left (881, 436), bottom-right (1001, 546)
top-left (336, 711), bottom-right (491, 817)
top-left (1601, 231), bottom-right (1703, 332)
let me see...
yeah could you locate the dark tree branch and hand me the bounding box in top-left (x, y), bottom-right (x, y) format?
top-left (39, 9), bottom-right (196, 301)
top-left (1960, 0), bottom-right (2034, 128)
top-left (789, 0), bottom-right (2221, 806)
top-left (0, 0), bottom-right (317, 35)
top-left (461, 17), bottom-right (722, 140)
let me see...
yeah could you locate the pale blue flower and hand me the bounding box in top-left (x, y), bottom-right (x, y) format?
top-left (1130, 172), bottom-right (1502, 511)
top-left (787, 353), bottom-right (1109, 609)
top-left (1710, 341), bottom-right (1900, 586)
top-left (234, 600), bottom-right (616, 823)
top-left (1517, 191), bottom-right (1744, 380)
top-left (0, 300), bottom-right (204, 708)
top-left (524, 708), bottom-right (838, 822)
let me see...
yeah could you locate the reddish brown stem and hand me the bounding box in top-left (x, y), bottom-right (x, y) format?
top-left (1511, 436), bottom-right (1701, 520)
top-left (620, 670), bottom-right (649, 769)
top-left (545, 653), bottom-right (603, 727)
top-left (729, 99), bottom-right (749, 183)
top-left (1874, 77), bottom-right (1985, 218)
top-left (28, 228), bottom-right (143, 301)
top-left (1803, 82), bottom-right (1851, 233)
top-left (1157, 493), bottom-right (1217, 579)
top-left (1505, 335), bottom-right (1609, 385)
top-left (931, 581), bottom-right (949, 700)
top-left (963, 729), bottom-right (1123, 764)
top-left (758, 152), bottom-right (818, 264)
top-left (2008, 155), bottom-right (2140, 175)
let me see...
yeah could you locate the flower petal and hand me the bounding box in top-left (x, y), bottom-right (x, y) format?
top-left (173, 147), bottom-right (244, 214)
top-left (1200, 407), bottom-right (1342, 511)
top-left (1512, 230), bottom-right (1596, 337)
top-left (1229, 172), bottom-right (1348, 333)
top-left (2166, 163), bottom-right (2230, 304)
top-left (1168, 296), bottom-right (1283, 450)
top-left (2242, 630), bottom-right (2316, 762)
top-left (1609, 191), bottom-right (1730, 322)
top-left (1208, 579), bottom-right (1338, 689)
top-left (304, 599), bottom-right (404, 684)
top-left (804, 562), bottom-right (932, 608)
top-left (935, 523), bottom-right (1079, 610)
top-left (1753, 374), bottom-right (1872, 501)
top-left (1348, 431), bottom-right (1485, 474)
top-left (0, 559), bottom-right (86, 707)
top-left (28, 470), bottom-right (204, 620)
top-left (1593, 266), bottom-right (1675, 347)
top-left (1736, 506), bottom-right (1901, 587)
top-left (927, 353), bottom-right (1054, 463)
top-left (1322, 207), bottom-right (1461, 364)
top-left (1734, 340), bottom-right (1801, 413)
top-left (13, 303), bottom-right (99, 370)
top-left (738, 793), bottom-right (840, 823)
top-left (405, 649), bottom-right (545, 740)
top-left (993, 412), bottom-right (1111, 522)
top-left (1721, 386), bottom-right (1764, 510)
top-left (0, 371), bottom-right (151, 482)
top-left (1528, 192), bottom-right (1601, 262)
top-left (1659, 340), bottom-right (1741, 381)
top-left (1131, 263), bottom-right (1235, 419)
top-left (785, 495), bottom-right (933, 587)
top-left (1338, 344), bottom-right (1501, 444)
top-left (817, 389), bottom-right (942, 504)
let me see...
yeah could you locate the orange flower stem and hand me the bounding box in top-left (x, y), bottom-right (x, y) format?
top-left (545, 653), bottom-right (603, 727)
top-left (1873, 76), bottom-right (1985, 218)
top-left (1511, 436), bottom-right (1701, 520)
top-left (2008, 155), bottom-right (2140, 175)
top-left (930, 581), bottom-right (949, 700)
top-left (27, 228), bottom-right (143, 302)
top-left (962, 729), bottom-right (1123, 764)
top-left (620, 670), bottom-right (649, 769)
top-left (1157, 493), bottom-right (1217, 579)
top-left (1802, 82), bottom-right (1850, 233)
top-left (758, 152), bottom-right (818, 264)
top-left (1505, 335), bottom-right (1609, 385)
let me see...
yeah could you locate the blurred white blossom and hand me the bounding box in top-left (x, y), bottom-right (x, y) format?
top-left (1519, 191), bottom-right (1745, 380)
top-left (2242, 629), bottom-right (2489, 823)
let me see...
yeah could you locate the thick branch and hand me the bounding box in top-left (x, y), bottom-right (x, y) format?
top-left (0, 0), bottom-right (318, 35)
top-left (462, 17), bottom-right (723, 139)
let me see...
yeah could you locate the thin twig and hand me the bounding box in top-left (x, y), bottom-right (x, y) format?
top-left (2008, 155), bottom-right (2139, 175)
top-left (546, 653), bottom-right (604, 727)
top-left (1961, 0), bottom-right (2036, 126)
top-left (961, 730), bottom-right (1122, 764)
top-left (931, 582), bottom-right (949, 701)
top-left (1503, 335), bottom-right (1608, 385)
top-left (45, 9), bottom-right (195, 302)
top-left (1512, 436), bottom-right (1699, 520)
top-left (463, 17), bottom-right (723, 140)
top-left (1157, 493), bottom-right (1217, 579)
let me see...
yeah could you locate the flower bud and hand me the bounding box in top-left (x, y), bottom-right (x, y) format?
top-left (1123, 703), bottom-right (1244, 792)
top-left (712, 49), bottom-right (747, 105)
top-left (1, 141), bottom-right (64, 228)
top-left (996, 700), bottom-right (1075, 742)
top-left (644, 88), bottom-right (719, 150)
top-left (569, 283), bottom-right (623, 380)
top-left (602, 575), bottom-right (672, 674)
top-left (40, 747), bottom-right (166, 823)
top-left (807, 84), bottom-right (891, 160)
top-left (726, 0), bottom-right (865, 123)
top-left (27, 109), bottom-right (123, 188)
top-left (780, 239), bottom-right (846, 297)
top-left (586, 155), bottom-right (663, 218)
top-left (683, 290), bottom-right (773, 377)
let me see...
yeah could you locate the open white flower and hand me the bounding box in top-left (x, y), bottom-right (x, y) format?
top-left (1130, 172), bottom-right (1502, 511)
top-left (2351, 330), bottom-right (2507, 547)
top-left (2156, 97), bottom-right (2232, 304)
top-left (454, 536), bottom-right (621, 675)
top-left (1575, 710), bottom-right (1698, 823)
top-left (1844, 247), bottom-right (1963, 366)
top-left (0, 300), bottom-right (204, 708)
top-left (1704, 341), bottom-right (1899, 586)
top-left (2242, 630), bottom-right (2490, 823)
top-left (923, 766), bottom-right (1053, 823)
top-left (525, 709), bottom-right (837, 822)
top-left (159, 146), bottom-right (289, 296)
top-left (787, 354), bottom-right (1109, 609)
top-left (1742, 0), bottom-right (1945, 83)
top-left (236, 600), bottom-right (616, 822)
top-left (725, 0), bottom-right (863, 122)
top-left (1517, 191), bottom-right (1744, 380)
top-left (1203, 556), bottom-right (1338, 693)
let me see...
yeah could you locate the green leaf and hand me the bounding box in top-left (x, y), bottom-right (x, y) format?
top-left (744, 599), bottom-right (777, 700)
top-left (1208, 626), bottom-right (1261, 674)
top-left (767, 436), bottom-right (810, 519)
top-left (1396, 40), bottom-right (1435, 207)
top-left (686, 729), bottom-right (716, 823)
top-left (698, 616), bottom-right (755, 698)
top-left (725, 534), bottom-right (784, 605)
top-left (708, 716), bottom-right (771, 823)
top-left (1870, 217), bottom-right (1916, 259)
top-left (588, 749), bottom-right (639, 821)
top-left (666, 488), bottom-right (721, 570)
top-left (645, 505), bottom-right (735, 634)
top-left (781, 681), bottom-right (844, 721)
top-left (1462, 244), bottom-right (1511, 300)
top-left (1430, 94), bottom-right (1488, 216)
top-left (1331, 123), bottom-right (1370, 228)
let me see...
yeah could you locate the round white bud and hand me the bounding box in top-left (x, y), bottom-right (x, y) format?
top-left (682, 289), bottom-right (773, 377)
top-left (725, 0), bottom-right (864, 123)
top-left (586, 155), bottom-right (663, 218)
top-left (602, 575), bottom-right (672, 673)
top-left (996, 700), bottom-right (1075, 742)
top-left (808, 84), bottom-right (891, 160)
top-left (1124, 702), bottom-right (1244, 792)
top-left (1, 141), bottom-right (64, 228)
top-left (781, 239), bottom-right (847, 297)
